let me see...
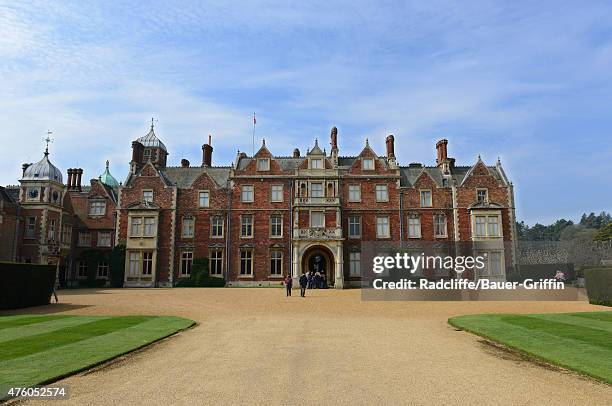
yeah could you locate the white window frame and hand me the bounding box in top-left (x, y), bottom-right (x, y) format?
top-left (241, 185), bottom-right (254, 202)
top-left (142, 251), bottom-right (153, 275)
top-left (271, 184), bottom-right (284, 202)
top-left (376, 216), bottom-right (390, 239)
top-left (270, 250), bottom-right (283, 277)
top-left (310, 182), bottom-right (324, 198)
top-left (210, 249), bottom-right (224, 276)
top-left (78, 231), bottom-right (91, 247)
top-left (48, 219), bottom-right (56, 241)
top-left (211, 215), bottom-right (224, 238)
top-left (97, 261), bottom-right (109, 278)
top-left (310, 210), bottom-right (325, 228)
top-left (182, 217), bottom-right (195, 238)
top-left (198, 190), bottom-right (210, 208)
top-left (348, 215), bottom-right (361, 238)
top-left (143, 217), bottom-right (156, 237)
top-left (130, 217), bottom-right (142, 237)
top-left (241, 214), bottom-right (254, 238)
top-left (270, 215), bottom-right (283, 238)
top-left (257, 158), bottom-right (270, 171)
top-left (477, 188), bottom-right (489, 204)
top-left (310, 158), bottom-right (323, 169)
top-left (240, 248), bottom-right (254, 276)
top-left (349, 252), bottom-right (361, 277)
top-left (487, 215), bottom-right (500, 237)
top-left (89, 201), bottom-right (106, 216)
top-left (348, 184), bottom-right (361, 202)
top-left (434, 214), bottom-right (447, 238)
top-left (420, 190), bottom-right (432, 207)
top-left (375, 184), bottom-right (389, 202)
top-left (180, 251), bottom-right (193, 276)
top-left (475, 215), bottom-right (487, 237)
top-left (408, 216), bottom-right (421, 238)
top-left (362, 158), bottom-right (374, 170)
top-left (98, 231), bottom-right (112, 247)
top-left (26, 217), bottom-right (36, 239)
top-left (77, 260), bottom-right (88, 279)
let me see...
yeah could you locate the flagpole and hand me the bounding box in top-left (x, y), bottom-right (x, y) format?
top-left (252, 112), bottom-right (256, 156)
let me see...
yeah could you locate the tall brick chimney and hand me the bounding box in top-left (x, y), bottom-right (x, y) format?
top-left (181, 159), bottom-right (190, 167)
top-left (386, 135), bottom-right (395, 159)
top-left (76, 168), bottom-right (83, 191)
top-left (202, 134), bottom-right (213, 167)
top-left (293, 148), bottom-right (300, 158)
top-left (67, 169), bottom-right (73, 189)
top-left (436, 139), bottom-right (448, 164)
top-left (131, 141), bottom-right (145, 173)
top-left (330, 126), bottom-right (338, 150)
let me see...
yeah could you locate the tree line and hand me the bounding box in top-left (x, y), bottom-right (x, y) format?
top-left (516, 211), bottom-right (612, 242)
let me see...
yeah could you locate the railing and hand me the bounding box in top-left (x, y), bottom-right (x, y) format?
top-left (294, 196), bottom-right (340, 205)
top-left (294, 227), bottom-right (342, 240)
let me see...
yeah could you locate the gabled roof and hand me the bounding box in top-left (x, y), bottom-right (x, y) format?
top-left (3, 186), bottom-right (20, 203)
top-left (307, 139), bottom-right (325, 155)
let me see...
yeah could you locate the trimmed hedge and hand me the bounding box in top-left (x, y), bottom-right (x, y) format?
top-left (583, 267), bottom-right (612, 306)
top-left (0, 262), bottom-right (56, 309)
top-left (175, 258), bottom-right (226, 287)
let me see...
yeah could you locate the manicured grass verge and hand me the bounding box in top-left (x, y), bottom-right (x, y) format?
top-left (448, 312), bottom-right (612, 384)
top-left (0, 315), bottom-right (195, 397)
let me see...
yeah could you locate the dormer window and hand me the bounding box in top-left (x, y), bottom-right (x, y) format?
top-left (257, 158), bottom-right (270, 171)
top-left (477, 189), bottom-right (488, 204)
top-left (310, 158), bottom-right (323, 169)
top-left (362, 158), bottom-right (374, 170)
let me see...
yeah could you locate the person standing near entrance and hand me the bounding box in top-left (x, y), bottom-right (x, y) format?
top-left (284, 274), bottom-right (293, 297)
top-left (299, 272), bottom-right (308, 297)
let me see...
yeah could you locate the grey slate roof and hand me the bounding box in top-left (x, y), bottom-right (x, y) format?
top-left (236, 157), bottom-right (305, 172)
top-left (4, 186), bottom-right (20, 203)
top-left (399, 165), bottom-right (504, 187)
top-left (161, 166), bottom-right (230, 188)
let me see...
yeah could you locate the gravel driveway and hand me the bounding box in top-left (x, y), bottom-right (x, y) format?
top-left (6, 288), bottom-right (612, 405)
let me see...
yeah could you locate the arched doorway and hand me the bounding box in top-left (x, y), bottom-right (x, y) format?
top-left (301, 245), bottom-right (335, 287)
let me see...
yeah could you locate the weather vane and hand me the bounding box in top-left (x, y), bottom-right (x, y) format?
top-left (43, 130), bottom-right (54, 155)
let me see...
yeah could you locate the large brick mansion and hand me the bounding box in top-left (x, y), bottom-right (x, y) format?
top-left (0, 124), bottom-right (517, 288)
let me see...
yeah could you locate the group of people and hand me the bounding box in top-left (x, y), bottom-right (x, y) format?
top-left (284, 271), bottom-right (328, 297)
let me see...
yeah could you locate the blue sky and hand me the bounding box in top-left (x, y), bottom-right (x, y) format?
top-left (1, 1), bottom-right (611, 224)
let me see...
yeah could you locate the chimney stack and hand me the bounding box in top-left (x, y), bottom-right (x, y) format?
top-left (385, 135), bottom-right (395, 159)
top-left (22, 163), bottom-right (31, 177)
top-left (67, 169), bottom-right (74, 189)
top-left (436, 139), bottom-right (448, 164)
top-left (202, 134), bottom-right (213, 167)
top-left (330, 126), bottom-right (338, 150)
top-left (181, 159), bottom-right (190, 167)
top-left (76, 168), bottom-right (83, 191)
top-left (293, 148), bottom-right (300, 158)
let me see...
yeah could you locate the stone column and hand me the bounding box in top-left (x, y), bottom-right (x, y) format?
top-left (334, 243), bottom-right (344, 289)
top-left (292, 243), bottom-right (300, 283)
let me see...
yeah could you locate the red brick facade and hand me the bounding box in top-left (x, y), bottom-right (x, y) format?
top-left (115, 127), bottom-right (516, 288)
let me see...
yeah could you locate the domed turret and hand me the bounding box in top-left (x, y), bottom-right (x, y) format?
top-left (22, 150), bottom-right (63, 183)
top-left (99, 160), bottom-right (120, 189)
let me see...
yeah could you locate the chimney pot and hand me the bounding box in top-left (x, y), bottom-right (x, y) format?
top-left (66, 168), bottom-right (73, 189)
top-left (436, 139), bottom-right (448, 164)
top-left (76, 168), bottom-right (83, 191)
top-left (385, 134), bottom-right (395, 158)
top-left (330, 126), bottom-right (338, 150)
top-left (202, 137), bottom-right (213, 167)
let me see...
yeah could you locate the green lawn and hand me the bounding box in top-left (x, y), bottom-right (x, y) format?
top-left (449, 311), bottom-right (612, 384)
top-left (0, 314), bottom-right (194, 396)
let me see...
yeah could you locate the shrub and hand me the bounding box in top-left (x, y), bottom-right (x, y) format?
top-left (0, 262), bottom-right (56, 309)
top-left (583, 267), bottom-right (612, 306)
top-left (175, 258), bottom-right (225, 287)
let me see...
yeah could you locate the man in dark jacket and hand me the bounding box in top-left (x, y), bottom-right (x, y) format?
top-left (284, 274), bottom-right (293, 297)
top-left (299, 272), bottom-right (308, 297)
